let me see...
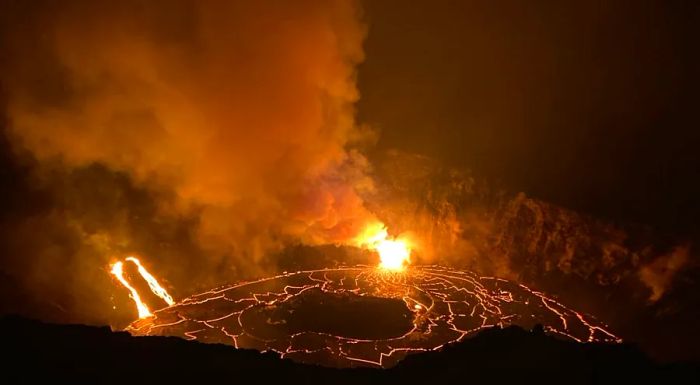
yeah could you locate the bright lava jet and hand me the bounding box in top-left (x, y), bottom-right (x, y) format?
top-left (355, 222), bottom-right (411, 271)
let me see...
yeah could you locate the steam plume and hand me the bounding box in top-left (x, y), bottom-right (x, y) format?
top-left (0, 0), bottom-right (374, 323)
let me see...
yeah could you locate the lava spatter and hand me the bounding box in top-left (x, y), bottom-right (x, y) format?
top-left (127, 265), bottom-right (620, 368)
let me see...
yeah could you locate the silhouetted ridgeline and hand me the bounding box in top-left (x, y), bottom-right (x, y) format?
top-left (2, 316), bottom-right (697, 384)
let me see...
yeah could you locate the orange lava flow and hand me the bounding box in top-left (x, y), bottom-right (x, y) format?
top-left (110, 257), bottom-right (174, 318)
top-left (126, 265), bottom-right (621, 368)
top-left (110, 261), bottom-right (152, 318)
top-left (125, 257), bottom-right (175, 306)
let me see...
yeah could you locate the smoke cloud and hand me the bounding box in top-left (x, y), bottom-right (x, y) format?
top-left (0, 0), bottom-right (376, 324)
top-left (639, 245), bottom-right (691, 302)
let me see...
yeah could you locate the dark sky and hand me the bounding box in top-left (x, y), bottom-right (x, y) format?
top-left (358, 0), bottom-right (700, 235)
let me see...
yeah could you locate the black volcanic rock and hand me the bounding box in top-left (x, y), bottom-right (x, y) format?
top-left (3, 316), bottom-right (697, 384)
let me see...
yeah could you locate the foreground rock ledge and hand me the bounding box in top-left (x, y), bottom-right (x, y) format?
top-left (2, 316), bottom-right (697, 384)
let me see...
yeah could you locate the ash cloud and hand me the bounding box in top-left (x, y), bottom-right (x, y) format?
top-left (0, 0), bottom-right (375, 324)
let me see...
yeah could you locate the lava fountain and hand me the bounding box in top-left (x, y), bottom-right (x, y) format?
top-left (354, 222), bottom-right (412, 271)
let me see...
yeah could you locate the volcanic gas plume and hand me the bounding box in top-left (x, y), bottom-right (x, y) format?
top-left (0, 0), bottom-right (391, 325)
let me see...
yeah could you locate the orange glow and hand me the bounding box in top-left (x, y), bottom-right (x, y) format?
top-left (110, 261), bottom-right (152, 318)
top-left (356, 222), bottom-right (411, 271)
top-left (110, 256), bottom-right (174, 319)
top-left (125, 256), bottom-right (175, 306)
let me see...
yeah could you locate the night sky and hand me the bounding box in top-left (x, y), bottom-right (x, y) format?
top-left (359, 0), bottom-right (700, 235)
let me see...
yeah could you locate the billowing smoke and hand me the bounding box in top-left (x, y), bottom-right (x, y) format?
top-left (0, 0), bottom-right (376, 325)
top-left (639, 245), bottom-right (690, 302)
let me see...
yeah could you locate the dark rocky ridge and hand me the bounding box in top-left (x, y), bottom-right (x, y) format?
top-left (366, 151), bottom-right (700, 361)
top-left (3, 315), bottom-right (697, 384)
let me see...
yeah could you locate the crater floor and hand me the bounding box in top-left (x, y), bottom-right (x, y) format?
top-left (128, 265), bottom-right (620, 368)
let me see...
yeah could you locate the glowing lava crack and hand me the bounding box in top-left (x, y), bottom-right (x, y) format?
top-left (127, 266), bottom-right (621, 368)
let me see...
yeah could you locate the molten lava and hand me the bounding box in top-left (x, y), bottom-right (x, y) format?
top-left (125, 257), bottom-right (175, 306)
top-left (127, 265), bottom-right (621, 368)
top-left (110, 261), bottom-right (152, 319)
top-left (110, 257), bottom-right (174, 318)
top-left (355, 222), bottom-right (411, 271)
